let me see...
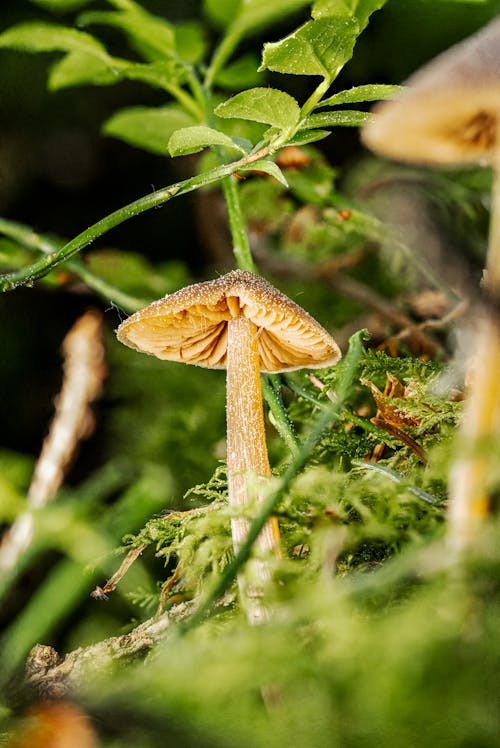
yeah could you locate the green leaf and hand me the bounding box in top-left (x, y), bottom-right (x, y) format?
top-left (301, 110), bottom-right (371, 128)
top-left (27, 0), bottom-right (94, 11)
top-left (48, 51), bottom-right (123, 90)
top-left (283, 129), bottom-right (331, 147)
top-left (103, 105), bottom-right (196, 155)
top-left (318, 83), bottom-right (403, 107)
top-left (203, 0), bottom-right (240, 28)
top-left (78, 9), bottom-right (176, 61)
top-left (312, 0), bottom-right (388, 30)
top-left (260, 16), bottom-right (360, 82)
top-left (119, 60), bottom-right (187, 90)
top-left (239, 160), bottom-right (288, 187)
top-left (168, 126), bottom-right (246, 157)
top-left (214, 53), bottom-right (264, 91)
top-left (174, 21), bottom-right (207, 64)
top-left (215, 88), bottom-right (300, 131)
top-left (204, 0), bottom-right (311, 34)
top-left (0, 22), bottom-right (110, 63)
top-left (231, 0), bottom-right (313, 35)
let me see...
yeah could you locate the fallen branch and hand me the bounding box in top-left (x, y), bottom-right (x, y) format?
top-left (26, 602), bottom-right (194, 698)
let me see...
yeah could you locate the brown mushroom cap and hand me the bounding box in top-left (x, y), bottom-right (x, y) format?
top-left (361, 17), bottom-right (500, 167)
top-left (116, 270), bottom-right (341, 372)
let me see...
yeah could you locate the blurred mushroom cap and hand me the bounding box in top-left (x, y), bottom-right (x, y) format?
top-left (117, 270), bottom-right (341, 372)
top-left (361, 17), bottom-right (500, 167)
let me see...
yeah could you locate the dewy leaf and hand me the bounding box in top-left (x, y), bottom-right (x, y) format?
top-left (283, 129), bottom-right (331, 147)
top-left (260, 16), bottom-right (360, 81)
top-left (301, 110), bottom-right (371, 128)
top-left (103, 105), bottom-right (196, 155)
top-left (318, 83), bottom-right (403, 107)
top-left (239, 160), bottom-right (288, 187)
top-left (78, 9), bottom-right (176, 61)
top-left (0, 22), bottom-right (110, 63)
top-left (215, 88), bottom-right (300, 130)
top-left (168, 126), bottom-right (246, 157)
top-left (312, 0), bottom-right (388, 31)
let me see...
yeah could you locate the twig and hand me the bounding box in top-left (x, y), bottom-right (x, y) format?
top-left (25, 602), bottom-right (194, 699)
top-left (0, 310), bottom-right (106, 578)
top-left (90, 545), bottom-right (146, 600)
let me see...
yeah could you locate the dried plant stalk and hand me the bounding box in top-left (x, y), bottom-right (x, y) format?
top-left (0, 309), bottom-right (106, 577)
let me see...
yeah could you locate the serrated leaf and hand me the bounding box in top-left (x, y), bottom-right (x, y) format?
top-left (78, 9), bottom-right (175, 61)
top-left (215, 88), bottom-right (300, 131)
top-left (301, 110), bottom-right (371, 129)
top-left (283, 129), bottom-right (331, 147)
top-left (312, 0), bottom-right (388, 31)
top-left (0, 22), bottom-right (110, 63)
top-left (318, 84), bottom-right (403, 107)
top-left (260, 16), bottom-right (360, 82)
top-left (239, 160), bottom-right (288, 187)
top-left (168, 126), bottom-right (246, 157)
top-left (103, 105), bottom-right (196, 155)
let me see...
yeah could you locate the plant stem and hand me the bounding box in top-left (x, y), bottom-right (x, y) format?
top-left (204, 29), bottom-right (241, 91)
top-left (0, 150), bottom-right (269, 292)
top-left (300, 78), bottom-right (332, 118)
top-left (262, 376), bottom-right (301, 457)
top-left (222, 177), bottom-right (257, 272)
top-left (0, 217), bottom-right (148, 312)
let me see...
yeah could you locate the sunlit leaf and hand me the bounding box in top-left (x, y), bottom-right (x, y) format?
top-left (168, 126), bottom-right (246, 157)
top-left (103, 105), bottom-right (196, 155)
top-left (318, 83), bottom-right (402, 107)
top-left (0, 22), bottom-right (110, 63)
top-left (260, 16), bottom-right (360, 81)
top-left (312, 0), bottom-right (388, 30)
top-left (48, 50), bottom-right (122, 89)
top-left (283, 129), bottom-right (331, 147)
top-left (204, 0), bottom-right (311, 34)
top-left (238, 159), bottom-right (289, 186)
top-left (301, 110), bottom-right (371, 129)
top-left (215, 88), bottom-right (300, 130)
top-left (78, 9), bottom-right (176, 61)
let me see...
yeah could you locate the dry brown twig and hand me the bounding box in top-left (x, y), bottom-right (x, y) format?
top-left (0, 309), bottom-right (106, 578)
top-left (25, 602), bottom-right (194, 699)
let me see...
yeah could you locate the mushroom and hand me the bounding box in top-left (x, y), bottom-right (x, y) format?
top-left (360, 17), bottom-right (500, 552)
top-left (117, 269), bottom-right (341, 622)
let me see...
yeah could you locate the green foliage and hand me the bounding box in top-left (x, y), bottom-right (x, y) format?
top-left (1, 3), bottom-right (499, 747)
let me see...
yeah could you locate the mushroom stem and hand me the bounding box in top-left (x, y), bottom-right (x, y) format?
top-left (448, 159), bottom-right (500, 553)
top-left (226, 313), bottom-right (281, 623)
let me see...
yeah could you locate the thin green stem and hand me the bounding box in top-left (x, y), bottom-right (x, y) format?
top-left (262, 376), bottom-right (301, 457)
top-left (0, 150), bottom-right (269, 292)
top-left (204, 29), bottom-right (241, 91)
top-left (0, 217), bottom-right (148, 311)
top-left (300, 78), bottom-right (332, 118)
top-left (222, 177), bottom-right (257, 273)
